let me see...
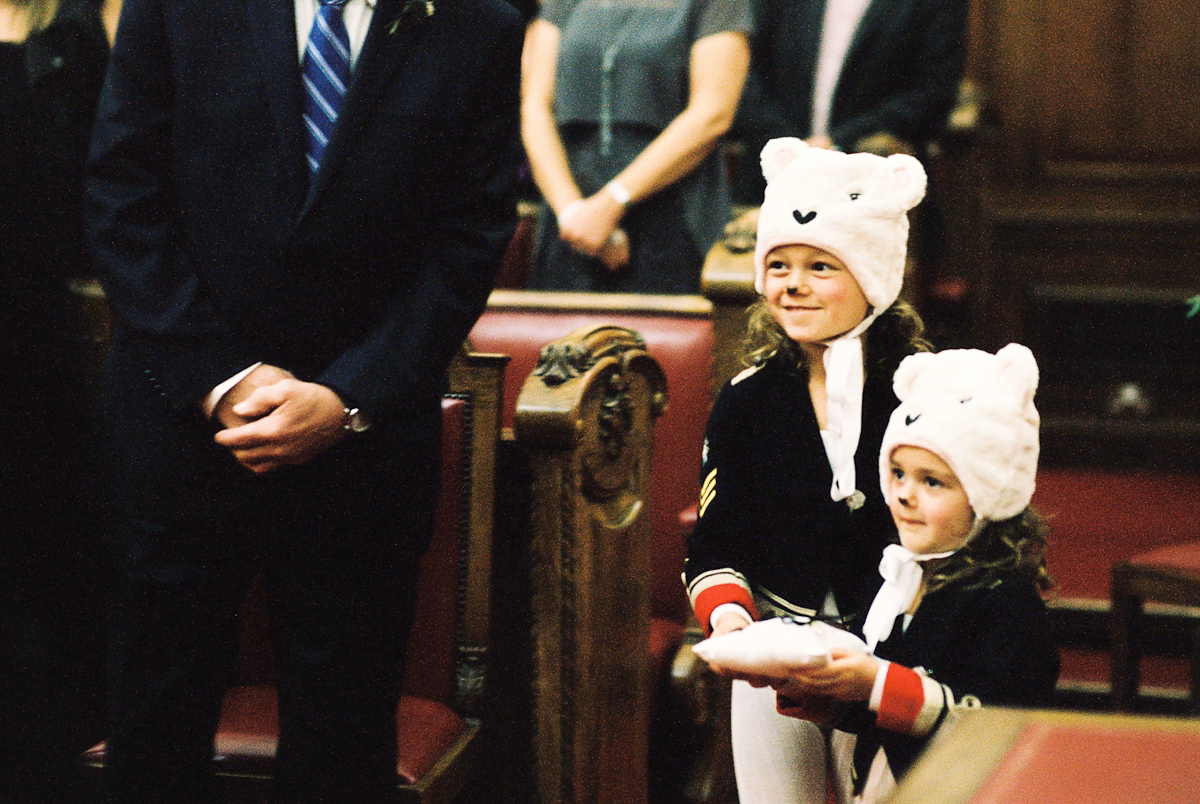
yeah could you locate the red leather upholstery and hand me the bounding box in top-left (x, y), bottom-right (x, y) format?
top-left (1127, 543), bottom-right (1200, 576)
top-left (207, 691), bottom-right (469, 785)
top-left (1033, 470), bottom-right (1200, 694)
top-left (1032, 469), bottom-right (1200, 598)
top-left (469, 306), bottom-right (713, 664)
top-left (394, 696), bottom-right (469, 785)
top-left (404, 398), bottom-right (468, 705)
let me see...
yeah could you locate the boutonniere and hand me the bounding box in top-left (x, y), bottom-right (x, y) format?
top-left (390, 0), bottom-right (434, 33)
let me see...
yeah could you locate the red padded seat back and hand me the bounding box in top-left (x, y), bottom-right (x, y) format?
top-left (403, 397), bottom-right (468, 704)
top-left (1032, 469), bottom-right (1200, 598)
top-left (1127, 542), bottom-right (1200, 576)
top-left (236, 580), bottom-right (273, 684)
top-left (470, 307), bottom-right (712, 626)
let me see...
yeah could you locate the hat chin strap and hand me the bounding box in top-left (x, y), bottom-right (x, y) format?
top-left (825, 305), bottom-right (880, 345)
top-left (821, 307), bottom-right (878, 506)
top-left (862, 543), bottom-right (959, 650)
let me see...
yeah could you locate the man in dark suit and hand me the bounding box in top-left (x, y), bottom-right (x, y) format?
top-left (84, 0), bottom-right (522, 801)
top-left (732, 0), bottom-right (968, 202)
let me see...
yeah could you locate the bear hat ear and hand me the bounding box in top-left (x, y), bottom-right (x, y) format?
top-left (760, 137), bottom-right (809, 185)
top-left (996, 343), bottom-right (1039, 407)
top-left (885, 153), bottom-right (928, 210)
top-left (892, 351), bottom-right (937, 400)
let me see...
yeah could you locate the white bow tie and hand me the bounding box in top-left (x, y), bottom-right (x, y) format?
top-left (862, 543), bottom-right (957, 650)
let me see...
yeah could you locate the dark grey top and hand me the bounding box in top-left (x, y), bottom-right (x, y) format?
top-left (543, 0), bottom-right (751, 130)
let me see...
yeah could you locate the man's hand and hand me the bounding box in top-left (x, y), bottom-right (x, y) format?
top-left (214, 378), bottom-right (348, 473)
top-left (212, 364), bottom-right (296, 429)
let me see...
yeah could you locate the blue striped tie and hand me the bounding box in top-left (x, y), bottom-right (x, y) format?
top-left (302, 0), bottom-right (352, 179)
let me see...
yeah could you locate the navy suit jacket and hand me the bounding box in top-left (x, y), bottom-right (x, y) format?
top-left (737, 0), bottom-right (968, 154)
top-left (85, 0), bottom-right (522, 514)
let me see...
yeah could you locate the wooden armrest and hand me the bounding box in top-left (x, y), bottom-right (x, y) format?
top-left (515, 324), bottom-right (667, 804)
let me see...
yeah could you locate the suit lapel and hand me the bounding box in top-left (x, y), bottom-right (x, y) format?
top-left (247, 0), bottom-right (307, 206)
top-left (796, 0), bottom-right (828, 102)
top-left (300, 0), bottom-right (427, 216)
top-left (845, 0), bottom-right (888, 74)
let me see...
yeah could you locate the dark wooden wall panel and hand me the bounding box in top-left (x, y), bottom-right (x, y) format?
top-left (1130, 0), bottom-right (1200, 158)
top-left (972, 0), bottom-right (1200, 168)
top-left (943, 0), bottom-right (1200, 468)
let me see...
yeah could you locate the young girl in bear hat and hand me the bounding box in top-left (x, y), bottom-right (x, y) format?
top-left (684, 137), bottom-right (931, 803)
top-left (772, 343), bottom-right (1060, 803)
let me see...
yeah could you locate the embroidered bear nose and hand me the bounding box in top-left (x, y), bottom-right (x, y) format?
top-left (792, 210), bottom-right (816, 224)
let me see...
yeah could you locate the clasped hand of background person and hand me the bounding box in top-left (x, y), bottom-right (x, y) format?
top-left (212, 363), bottom-right (347, 474)
top-left (557, 190), bottom-right (629, 273)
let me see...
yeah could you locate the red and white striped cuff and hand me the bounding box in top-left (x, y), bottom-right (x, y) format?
top-left (871, 662), bottom-right (947, 735)
top-left (687, 569), bottom-right (758, 636)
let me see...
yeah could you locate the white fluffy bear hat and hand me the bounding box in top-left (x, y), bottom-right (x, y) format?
top-left (753, 137), bottom-right (927, 332)
top-left (879, 343), bottom-right (1041, 522)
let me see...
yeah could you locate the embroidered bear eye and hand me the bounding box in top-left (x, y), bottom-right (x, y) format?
top-left (960, 396), bottom-right (972, 404)
top-left (849, 193), bottom-right (860, 200)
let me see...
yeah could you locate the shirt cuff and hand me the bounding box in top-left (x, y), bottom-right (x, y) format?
top-left (872, 662), bottom-right (947, 735)
top-left (201, 362), bottom-right (263, 418)
top-left (709, 603), bottom-right (754, 632)
top-left (868, 660), bottom-right (891, 711)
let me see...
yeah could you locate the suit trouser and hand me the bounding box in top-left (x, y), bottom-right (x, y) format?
top-left (102, 412), bottom-right (439, 804)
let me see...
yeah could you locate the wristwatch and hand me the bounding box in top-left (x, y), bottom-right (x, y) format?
top-left (342, 406), bottom-right (372, 434)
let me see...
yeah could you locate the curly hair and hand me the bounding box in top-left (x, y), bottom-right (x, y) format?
top-left (924, 508), bottom-right (1056, 594)
top-left (741, 298), bottom-right (932, 376)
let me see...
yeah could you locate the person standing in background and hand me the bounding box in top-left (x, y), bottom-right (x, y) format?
top-left (732, 0), bottom-right (968, 203)
top-left (85, 0), bottom-right (522, 801)
top-left (0, 1), bottom-right (118, 801)
top-left (521, 0), bottom-right (751, 294)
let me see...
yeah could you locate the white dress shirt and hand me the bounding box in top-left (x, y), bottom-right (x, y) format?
top-left (295, 0), bottom-right (376, 68)
top-left (810, 0), bottom-right (872, 142)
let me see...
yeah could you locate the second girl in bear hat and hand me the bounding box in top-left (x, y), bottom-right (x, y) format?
top-left (770, 344), bottom-right (1060, 802)
top-left (684, 138), bottom-right (931, 804)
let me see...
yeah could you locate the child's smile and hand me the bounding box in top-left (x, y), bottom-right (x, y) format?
top-left (763, 244), bottom-right (869, 351)
top-left (886, 446), bottom-right (976, 555)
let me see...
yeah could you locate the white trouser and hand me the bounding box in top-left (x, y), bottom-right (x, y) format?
top-left (731, 680), bottom-right (860, 804)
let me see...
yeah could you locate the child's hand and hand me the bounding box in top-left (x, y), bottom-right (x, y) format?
top-left (777, 648), bottom-right (881, 702)
top-left (775, 688), bottom-right (846, 727)
top-left (712, 610), bottom-right (751, 637)
top-left (703, 611), bottom-right (783, 687)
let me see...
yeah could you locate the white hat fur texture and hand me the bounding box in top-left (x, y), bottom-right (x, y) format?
top-left (879, 343), bottom-right (1041, 522)
top-left (753, 138), bottom-right (926, 332)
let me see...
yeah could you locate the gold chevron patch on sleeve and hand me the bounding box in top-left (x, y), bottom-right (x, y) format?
top-left (698, 468), bottom-right (717, 518)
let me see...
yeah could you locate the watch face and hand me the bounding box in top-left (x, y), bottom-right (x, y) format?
top-left (345, 408), bottom-right (372, 434)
